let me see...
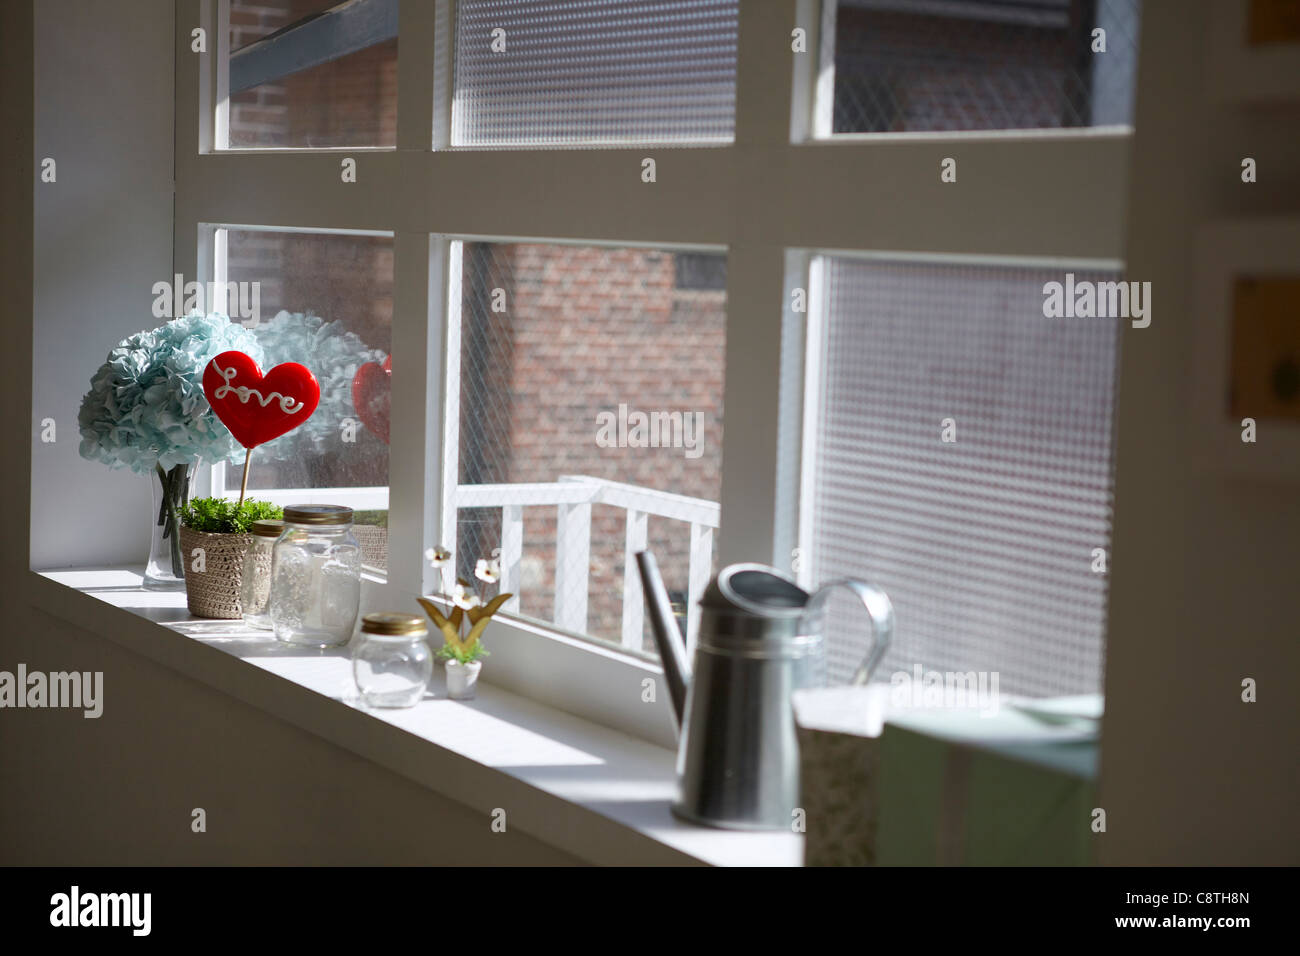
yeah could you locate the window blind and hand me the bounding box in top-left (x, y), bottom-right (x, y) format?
top-left (451, 0), bottom-right (739, 146)
top-left (809, 256), bottom-right (1120, 696)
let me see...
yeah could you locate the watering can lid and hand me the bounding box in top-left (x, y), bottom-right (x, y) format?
top-left (702, 563), bottom-right (810, 620)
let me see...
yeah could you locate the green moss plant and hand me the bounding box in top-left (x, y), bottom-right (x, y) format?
top-left (180, 497), bottom-right (283, 535)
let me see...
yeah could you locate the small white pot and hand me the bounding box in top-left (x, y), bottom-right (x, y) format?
top-left (445, 659), bottom-right (482, 700)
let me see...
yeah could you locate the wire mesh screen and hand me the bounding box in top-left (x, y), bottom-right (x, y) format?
top-left (452, 242), bottom-right (726, 651)
top-left (809, 256), bottom-right (1120, 696)
top-left (451, 0), bottom-right (739, 146)
top-left (829, 0), bottom-right (1141, 133)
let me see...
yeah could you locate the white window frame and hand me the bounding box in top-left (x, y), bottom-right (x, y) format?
top-left (176, 0), bottom-right (1133, 746)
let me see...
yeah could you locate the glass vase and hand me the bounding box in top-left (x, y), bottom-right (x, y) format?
top-left (143, 462), bottom-right (195, 591)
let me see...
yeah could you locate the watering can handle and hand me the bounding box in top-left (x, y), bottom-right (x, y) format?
top-left (804, 578), bottom-right (894, 685)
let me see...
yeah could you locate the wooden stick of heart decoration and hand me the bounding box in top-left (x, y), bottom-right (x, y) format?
top-left (238, 447), bottom-right (253, 508)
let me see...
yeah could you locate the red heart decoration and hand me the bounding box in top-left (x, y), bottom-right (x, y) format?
top-left (351, 354), bottom-right (391, 445)
top-left (202, 350), bottom-right (321, 449)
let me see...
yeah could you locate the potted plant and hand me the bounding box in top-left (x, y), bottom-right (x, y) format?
top-left (417, 548), bottom-right (512, 701)
top-left (178, 497), bottom-right (283, 619)
top-left (77, 313), bottom-right (265, 590)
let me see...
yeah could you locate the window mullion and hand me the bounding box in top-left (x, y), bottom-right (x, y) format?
top-left (396, 0), bottom-right (436, 150)
top-left (387, 231), bottom-right (441, 598)
top-left (717, 243), bottom-right (789, 568)
top-left (733, 0), bottom-right (797, 147)
top-left (213, 0), bottom-right (230, 151)
top-left (388, 0), bottom-right (439, 598)
top-left (438, 240), bottom-right (462, 582)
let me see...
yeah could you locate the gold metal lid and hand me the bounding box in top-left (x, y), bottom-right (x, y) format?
top-left (250, 519), bottom-right (285, 538)
top-left (282, 504), bottom-right (354, 525)
top-left (361, 612), bottom-right (428, 636)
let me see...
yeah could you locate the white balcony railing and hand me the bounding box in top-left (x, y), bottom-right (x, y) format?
top-left (206, 462), bottom-right (392, 511)
top-left (208, 463), bottom-right (718, 652)
top-left (452, 476), bottom-right (720, 652)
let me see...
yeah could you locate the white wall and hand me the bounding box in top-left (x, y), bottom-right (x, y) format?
top-left (31, 0), bottom-right (177, 570)
top-left (0, 604), bottom-right (580, 865)
top-left (1099, 0), bottom-right (1300, 864)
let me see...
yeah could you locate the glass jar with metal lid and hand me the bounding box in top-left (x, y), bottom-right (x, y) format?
top-left (352, 612), bottom-right (432, 708)
top-left (239, 518), bottom-right (284, 630)
top-left (269, 505), bottom-right (361, 647)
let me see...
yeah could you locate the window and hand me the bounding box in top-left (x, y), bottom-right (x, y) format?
top-left (802, 255), bottom-right (1119, 694)
top-left (448, 241), bottom-right (724, 652)
top-left (224, 0), bottom-right (399, 148)
top-left (674, 253), bottom-right (728, 291)
top-left (209, 225), bottom-right (393, 572)
top-left (451, 0), bottom-right (740, 146)
top-left (822, 0), bottom-right (1142, 134)
top-left (170, 0), bottom-right (1139, 733)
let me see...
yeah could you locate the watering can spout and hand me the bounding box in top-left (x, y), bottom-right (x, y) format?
top-left (636, 550), bottom-right (690, 731)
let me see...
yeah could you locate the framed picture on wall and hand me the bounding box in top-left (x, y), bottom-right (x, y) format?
top-left (1209, 0), bottom-right (1300, 103)
top-left (1193, 220), bottom-right (1300, 479)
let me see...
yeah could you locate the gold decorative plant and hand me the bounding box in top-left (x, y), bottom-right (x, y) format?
top-left (417, 548), bottom-right (512, 664)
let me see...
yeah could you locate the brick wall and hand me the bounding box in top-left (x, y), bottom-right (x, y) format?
top-left (457, 243), bottom-right (725, 646)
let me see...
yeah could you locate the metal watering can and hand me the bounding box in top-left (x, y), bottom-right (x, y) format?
top-left (636, 551), bottom-right (894, 830)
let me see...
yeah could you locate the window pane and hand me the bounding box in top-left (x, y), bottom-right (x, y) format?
top-left (827, 0), bottom-right (1141, 133)
top-left (808, 256), bottom-right (1120, 695)
top-left (227, 0), bottom-right (397, 148)
top-left (452, 0), bottom-right (739, 146)
top-left (222, 227), bottom-right (393, 571)
top-left (449, 242), bottom-right (725, 652)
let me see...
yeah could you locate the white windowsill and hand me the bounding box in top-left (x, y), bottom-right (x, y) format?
top-left (29, 567), bottom-right (803, 867)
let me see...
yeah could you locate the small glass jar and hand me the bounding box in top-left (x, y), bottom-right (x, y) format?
top-left (239, 518), bottom-right (284, 630)
top-left (352, 612), bottom-right (433, 708)
top-left (269, 505), bottom-right (361, 647)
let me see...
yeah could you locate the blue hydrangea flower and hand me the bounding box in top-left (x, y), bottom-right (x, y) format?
top-left (78, 314), bottom-right (266, 473)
